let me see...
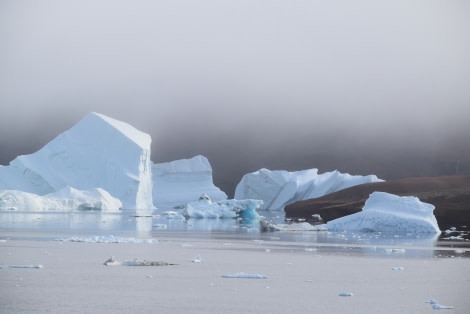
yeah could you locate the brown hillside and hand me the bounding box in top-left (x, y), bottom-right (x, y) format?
top-left (285, 175), bottom-right (470, 228)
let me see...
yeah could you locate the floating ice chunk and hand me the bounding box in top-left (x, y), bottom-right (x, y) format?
top-left (162, 211), bottom-right (185, 219)
top-left (426, 300), bottom-right (454, 310)
top-left (104, 257), bottom-right (175, 266)
top-left (392, 266), bottom-right (404, 270)
top-left (0, 264), bottom-right (44, 269)
top-left (179, 194), bottom-right (262, 219)
top-left (103, 257), bottom-right (122, 266)
top-left (0, 187), bottom-right (122, 212)
top-left (222, 272), bottom-right (268, 279)
top-left (153, 224), bottom-right (168, 230)
top-left (432, 304), bottom-right (454, 310)
top-left (384, 248), bottom-right (406, 254)
top-left (261, 221), bottom-right (318, 232)
top-left (191, 255), bottom-right (203, 263)
top-left (123, 259), bottom-right (174, 266)
top-left (338, 292), bottom-right (354, 297)
top-left (57, 235), bottom-right (157, 243)
top-left (325, 192), bottom-right (441, 234)
top-left (304, 248), bottom-right (318, 252)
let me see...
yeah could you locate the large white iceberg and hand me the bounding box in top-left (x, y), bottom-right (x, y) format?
top-left (0, 186), bottom-right (122, 212)
top-left (180, 193), bottom-right (262, 219)
top-left (324, 192), bottom-right (441, 234)
top-left (152, 155), bottom-right (227, 209)
top-left (0, 112), bottom-right (153, 209)
top-left (235, 168), bottom-right (383, 210)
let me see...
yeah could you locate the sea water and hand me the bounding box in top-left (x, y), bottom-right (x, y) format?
top-left (0, 209), bottom-right (468, 258)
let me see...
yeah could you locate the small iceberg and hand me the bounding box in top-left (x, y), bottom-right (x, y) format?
top-left (180, 193), bottom-right (262, 219)
top-left (324, 192), bottom-right (441, 234)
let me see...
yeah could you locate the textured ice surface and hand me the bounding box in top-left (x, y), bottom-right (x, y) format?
top-left (0, 186), bottom-right (122, 211)
top-left (324, 192), bottom-right (440, 234)
top-left (152, 155), bottom-right (227, 209)
top-left (0, 112), bottom-right (153, 209)
top-left (235, 168), bottom-right (382, 210)
top-left (180, 193), bottom-right (262, 219)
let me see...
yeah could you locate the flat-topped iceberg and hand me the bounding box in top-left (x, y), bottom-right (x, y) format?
top-left (324, 192), bottom-right (441, 233)
top-left (180, 193), bottom-right (262, 219)
top-left (0, 186), bottom-right (122, 212)
top-left (152, 155), bottom-right (227, 209)
top-left (0, 112), bottom-right (153, 209)
top-left (235, 168), bottom-right (383, 210)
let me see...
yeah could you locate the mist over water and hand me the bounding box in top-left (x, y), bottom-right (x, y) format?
top-left (1, 1), bottom-right (469, 196)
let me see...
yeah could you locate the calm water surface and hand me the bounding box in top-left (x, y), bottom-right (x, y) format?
top-left (1, 209), bottom-right (469, 258)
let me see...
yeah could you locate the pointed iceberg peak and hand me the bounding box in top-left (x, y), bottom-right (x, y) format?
top-left (74, 112), bottom-right (151, 149)
top-left (0, 112), bottom-right (154, 209)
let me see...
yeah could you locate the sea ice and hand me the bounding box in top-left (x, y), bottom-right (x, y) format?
top-left (0, 264), bottom-right (44, 269)
top-left (103, 257), bottom-right (175, 266)
top-left (324, 192), bottom-right (441, 234)
top-left (235, 168), bottom-right (382, 210)
top-left (57, 235), bottom-right (158, 243)
top-left (392, 266), bottom-right (404, 270)
top-left (179, 193), bottom-right (262, 219)
top-left (426, 300), bottom-right (454, 310)
top-left (338, 292), bottom-right (354, 297)
top-left (222, 272), bottom-right (268, 279)
top-left (0, 186), bottom-right (122, 211)
top-left (191, 254), bottom-right (203, 263)
top-left (260, 221), bottom-right (318, 232)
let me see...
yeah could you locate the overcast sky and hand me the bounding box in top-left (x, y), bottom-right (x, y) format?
top-left (1, 1), bottom-right (469, 194)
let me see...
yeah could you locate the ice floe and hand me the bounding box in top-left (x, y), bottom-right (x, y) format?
top-left (425, 299), bottom-right (454, 310)
top-left (0, 187), bottom-right (122, 212)
top-left (103, 257), bottom-right (175, 266)
top-left (0, 264), bottom-right (44, 269)
top-left (222, 272), bottom-right (268, 279)
top-left (57, 235), bottom-right (157, 243)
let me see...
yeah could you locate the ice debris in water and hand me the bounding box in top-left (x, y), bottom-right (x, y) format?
top-left (425, 299), bottom-right (454, 310)
top-left (0, 264), bottom-right (44, 269)
top-left (338, 292), bottom-right (354, 297)
top-left (180, 193), bottom-right (263, 219)
top-left (103, 257), bottom-right (175, 266)
top-left (191, 255), bottom-right (203, 263)
top-left (392, 266), bottom-right (404, 270)
top-left (57, 235), bottom-right (158, 243)
top-left (222, 272), bottom-right (268, 279)
top-left (384, 248), bottom-right (406, 254)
